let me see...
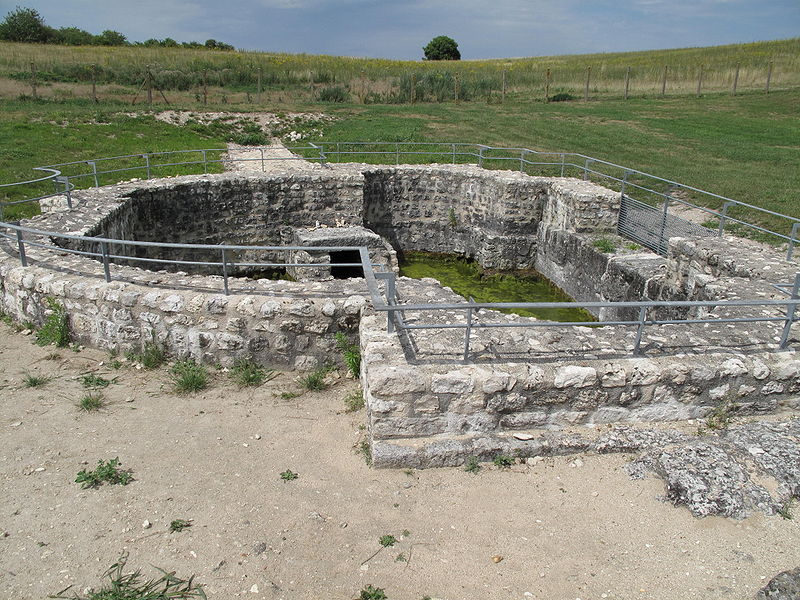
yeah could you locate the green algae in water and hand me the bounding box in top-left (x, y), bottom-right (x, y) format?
top-left (399, 252), bottom-right (596, 323)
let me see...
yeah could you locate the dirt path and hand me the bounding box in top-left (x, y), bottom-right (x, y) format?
top-left (1, 323), bottom-right (798, 600)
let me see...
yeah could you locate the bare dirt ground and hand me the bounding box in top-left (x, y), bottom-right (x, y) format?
top-left (1, 323), bottom-right (799, 600)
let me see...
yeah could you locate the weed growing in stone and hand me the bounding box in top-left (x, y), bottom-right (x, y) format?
top-left (171, 360), bottom-right (210, 394)
top-left (493, 454), bottom-right (514, 468)
top-left (592, 237), bottom-right (616, 253)
top-left (448, 206), bottom-right (458, 228)
top-left (23, 372), bottom-right (50, 388)
top-left (128, 341), bottom-right (167, 369)
top-left (464, 456), bottom-right (481, 474)
top-left (230, 358), bottom-right (276, 387)
top-left (300, 366), bottom-right (330, 391)
top-left (170, 519), bottom-right (193, 532)
top-left (359, 440), bottom-right (372, 466)
top-left (344, 390), bottom-right (365, 412)
top-left (75, 457), bottom-right (132, 488)
top-left (80, 373), bottom-right (111, 388)
top-left (280, 469), bottom-right (299, 481)
top-left (50, 552), bottom-right (206, 599)
top-left (625, 242), bottom-right (642, 250)
top-left (359, 585), bottom-right (387, 600)
top-left (698, 400), bottom-right (737, 434)
top-left (335, 332), bottom-right (361, 378)
top-left (777, 498), bottom-right (795, 520)
top-left (78, 392), bottom-right (105, 412)
top-left (35, 298), bottom-right (70, 348)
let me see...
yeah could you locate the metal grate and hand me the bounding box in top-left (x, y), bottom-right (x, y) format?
top-left (618, 195), bottom-right (713, 255)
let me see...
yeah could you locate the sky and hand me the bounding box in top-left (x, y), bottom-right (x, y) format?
top-left (3, 1), bottom-right (798, 60)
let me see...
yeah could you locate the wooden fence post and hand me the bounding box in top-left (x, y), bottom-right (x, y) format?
top-left (732, 63), bottom-right (740, 95)
top-left (202, 70), bottom-right (208, 105)
top-left (624, 66), bottom-right (630, 100)
top-left (501, 70), bottom-right (506, 103)
top-left (454, 72), bottom-right (459, 102)
top-left (696, 64), bottom-right (704, 97)
top-left (545, 68), bottom-right (551, 102)
top-left (257, 67), bottom-right (262, 103)
top-left (30, 61), bottom-right (37, 99)
top-left (411, 73), bottom-right (416, 104)
top-left (584, 66), bottom-right (591, 102)
top-left (91, 64), bottom-right (98, 103)
top-left (661, 65), bottom-right (667, 96)
top-left (765, 61), bottom-right (773, 93)
top-left (146, 67), bottom-right (153, 105)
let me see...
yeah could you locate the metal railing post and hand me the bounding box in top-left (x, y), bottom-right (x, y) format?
top-left (520, 150), bottom-right (526, 172)
top-left (779, 273), bottom-right (800, 350)
top-left (632, 306), bottom-right (647, 355)
top-left (560, 154), bottom-right (566, 177)
top-left (621, 170), bottom-right (630, 196)
top-left (336, 142), bottom-right (340, 163)
top-left (16, 229), bottom-right (27, 267)
top-left (88, 161), bottom-right (99, 188)
top-left (142, 154), bottom-right (151, 179)
top-left (202, 150), bottom-right (208, 174)
top-left (478, 146), bottom-right (484, 168)
top-left (583, 159), bottom-right (591, 181)
top-left (787, 223), bottom-right (799, 261)
top-left (260, 148), bottom-right (265, 172)
top-left (718, 201), bottom-right (735, 237)
top-left (463, 301), bottom-right (474, 361)
top-left (452, 143), bottom-right (456, 164)
top-left (100, 241), bottom-right (111, 282)
top-left (386, 273), bottom-right (396, 333)
top-left (221, 248), bottom-right (229, 296)
top-left (396, 143), bottom-right (400, 165)
top-left (658, 196), bottom-right (671, 254)
top-left (56, 176), bottom-right (72, 208)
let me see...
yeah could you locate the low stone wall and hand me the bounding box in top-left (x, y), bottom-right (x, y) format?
top-left (361, 311), bottom-right (800, 467)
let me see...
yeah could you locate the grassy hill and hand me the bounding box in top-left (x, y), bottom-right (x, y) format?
top-left (0, 37), bottom-right (797, 103)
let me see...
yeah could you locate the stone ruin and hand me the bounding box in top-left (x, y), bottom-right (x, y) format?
top-left (1, 163), bottom-right (798, 470)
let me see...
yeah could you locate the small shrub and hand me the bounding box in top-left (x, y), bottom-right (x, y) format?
top-left (128, 341), bottom-right (166, 369)
top-left (318, 85), bottom-right (349, 102)
top-left (335, 332), bottom-right (361, 378)
top-left (23, 372), bottom-right (50, 388)
top-left (359, 585), bottom-right (387, 600)
top-left (36, 298), bottom-right (70, 348)
top-left (170, 519), bottom-right (192, 532)
top-left (626, 242), bottom-right (642, 250)
top-left (549, 92), bottom-right (577, 102)
top-left (592, 237), bottom-right (616, 253)
top-left (280, 469), bottom-right (299, 481)
top-left (379, 534), bottom-right (397, 547)
top-left (448, 207), bottom-right (458, 228)
top-left (80, 373), bottom-right (111, 388)
top-left (359, 440), bottom-right (372, 466)
top-left (78, 392), bottom-right (105, 412)
top-left (49, 552), bottom-right (206, 599)
top-left (493, 454), bottom-right (514, 468)
top-left (171, 360), bottom-right (209, 394)
top-left (300, 366), bottom-right (330, 391)
top-left (75, 457), bottom-right (132, 488)
top-left (777, 498), bottom-right (795, 520)
top-left (464, 456), bottom-right (481, 474)
top-left (230, 358), bottom-right (275, 387)
top-left (698, 400), bottom-right (737, 434)
top-left (344, 390), bottom-right (365, 412)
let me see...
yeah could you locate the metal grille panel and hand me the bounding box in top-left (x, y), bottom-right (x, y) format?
top-left (618, 195), bottom-right (713, 255)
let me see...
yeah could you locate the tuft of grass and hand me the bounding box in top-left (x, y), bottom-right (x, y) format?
top-left (280, 469), bottom-right (299, 481)
top-left (80, 373), bottom-right (111, 388)
top-left (300, 366), bottom-right (331, 391)
top-left (78, 392), bottom-right (105, 412)
top-left (492, 454), bottom-right (514, 468)
top-left (777, 498), bottom-right (795, 520)
top-left (170, 360), bottom-right (209, 394)
top-left (344, 390), bottom-right (365, 412)
top-left (359, 585), bottom-right (387, 600)
top-left (278, 391), bottom-right (299, 400)
top-left (359, 440), bottom-right (372, 466)
top-left (379, 534), bottom-right (397, 548)
top-left (23, 372), bottom-right (50, 388)
top-left (49, 552), bottom-right (206, 599)
top-left (75, 457), bottom-right (132, 489)
top-left (592, 237), bottom-right (617, 253)
top-left (334, 332), bottom-right (361, 378)
top-left (698, 400), bottom-right (737, 434)
top-left (464, 456), bottom-right (481, 474)
top-left (230, 358), bottom-right (276, 387)
top-left (36, 298), bottom-right (70, 348)
top-left (170, 519), bottom-right (192, 533)
top-left (128, 341), bottom-right (167, 369)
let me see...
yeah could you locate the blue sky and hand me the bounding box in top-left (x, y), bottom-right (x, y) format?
top-left (4, 1), bottom-right (798, 59)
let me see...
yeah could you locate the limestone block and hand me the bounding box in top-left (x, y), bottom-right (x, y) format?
top-left (590, 406), bottom-right (631, 424)
top-left (482, 371), bottom-right (517, 394)
top-left (708, 383), bottom-right (730, 401)
top-left (752, 359), bottom-right (770, 380)
top-left (600, 363), bottom-right (626, 387)
top-left (371, 416), bottom-right (447, 439)
top-left (773, 359), bottom-right (800, 381)
top-left (499, 411), bottom-right (548, 428)
top-left (486, 392), bottom-right (527, 413)
top-left (430, 371), bottom-right (475, 395)
top-left (719, 358), bottom-right (748, 378)
top-left (553, 365), bottom-right (597, 388)
top-left (628, 360), bottom-right (660, 386)
top-left (369, 366), bottom-right (427, 396)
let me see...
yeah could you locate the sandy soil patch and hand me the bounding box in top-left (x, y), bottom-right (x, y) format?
top-left (1, 323), bottom-right (798, 600)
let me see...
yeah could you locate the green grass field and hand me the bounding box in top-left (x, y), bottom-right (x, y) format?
top-left (0, 38), bottom-right (797, 237)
